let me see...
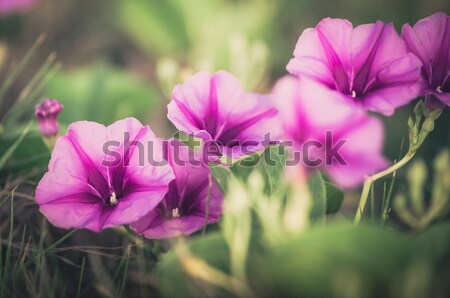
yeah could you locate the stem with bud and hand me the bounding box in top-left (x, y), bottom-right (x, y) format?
top-left (354, 100), bottom-right (443, 224)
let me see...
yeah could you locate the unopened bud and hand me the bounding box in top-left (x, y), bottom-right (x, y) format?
top-left (413, 100), bottom-right (424, 117)
top-left (422, 118), bottom-right (435, 133)
top-left (35, 99), bottom-right (63, 137)
top-left (407, 117), bottom-right (415, 129)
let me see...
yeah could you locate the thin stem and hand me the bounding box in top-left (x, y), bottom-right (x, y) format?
top-left (354, 150), bottom-right (416, 224)
top-left (202, 173), bottom-right (213, 235)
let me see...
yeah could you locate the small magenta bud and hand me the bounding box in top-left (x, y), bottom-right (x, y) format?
top-left (424, 95), bottom-right (446, 114)
top-left (35, 99), bottom-right (64, 137)
top-left (424, 96), bottom-right (444, 120)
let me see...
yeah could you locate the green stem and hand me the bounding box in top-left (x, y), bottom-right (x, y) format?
top-left (354, 99), bottom-right (443, 224)
top-left (354, 150), bottom-right (416, 224)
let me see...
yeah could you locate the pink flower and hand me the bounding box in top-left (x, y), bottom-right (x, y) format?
top-left (287, 18), bottom-right (424, 116)
top-left (402, 12), bottom-right (450, 109)
top-left (272, 76), bottom-right (388, 188)
top-left (35, 99), bottom-right (64, 137)
top-left (131, 138), bottom-right (223, 239)
top-left (35, 118), bottom-right (175, 232)
top-left (0, 0), bottom-right (36, 16)
top-left (167, 71), bottom-right (282, 160)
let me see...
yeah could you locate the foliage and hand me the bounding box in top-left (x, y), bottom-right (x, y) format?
top-left (115, 0), bottom-right (276, 92)
top-left (45, 63), bottom-right (159, 125)
top-left (0, 1), bottom-right (450, 297)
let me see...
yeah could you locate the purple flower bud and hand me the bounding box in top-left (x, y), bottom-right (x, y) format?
top-left (35, 99), bottom-right (64, 137)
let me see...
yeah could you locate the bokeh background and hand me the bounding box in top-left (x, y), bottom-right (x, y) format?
top-left (0, 1), bottom-right (449, 297)
top-left (2, 0), bottom-right (448, 204)
top-left (1, 0), bottom-right (449, 127)
top-left (0, 0), bottom-right (448, 226)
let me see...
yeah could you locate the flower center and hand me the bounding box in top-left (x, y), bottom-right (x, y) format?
top-left (351, 90), bottom-right (357, 98)
top-left (436, 86), bottom-right (443, 94)
top-left (171, 208), bottom-right (180, 218)
top-left (109, 191), bottom-right (118, 206)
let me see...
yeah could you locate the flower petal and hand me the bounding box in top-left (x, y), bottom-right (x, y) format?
top-left (168, 71), bottom-right (281, 157)
top-left (362, 53), bottom-right (424, 115)
top-left (402, 13), bottom-right (449, 81)
top-left (36, 170), bottom-right (106, 232)
top-left (131, 138), bottom-right (223, 239)
top-left (287, 18), bottom-right (353, 91)
top-left (272, 76), bottom-right (388, 188)
top-left (36, 117), bottom-right (175, 232)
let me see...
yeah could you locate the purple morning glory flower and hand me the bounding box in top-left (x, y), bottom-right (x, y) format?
top-left (35, 118), bottom-right (175, 232)
top-left (0, 0), bottom-right (36, 16)
top-left (167, 71), bottom-right (282, 160)
top-left (272, 76), bottom-right (388, 188)
top-left (402, 12), bottom-right (450, 109)
top-left (131, 138), bottom-right (223, 239)
top-left (287, 18), bottom-right (424, 116)
top-left (35, 99), bottom-right (64, 137)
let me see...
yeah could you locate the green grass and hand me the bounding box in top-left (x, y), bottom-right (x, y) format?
top-left (0, 189), bottom-right (166, 298)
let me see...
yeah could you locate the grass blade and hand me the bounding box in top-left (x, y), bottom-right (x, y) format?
top-left (76, 257), bottom-right (86, 298)
top-left (12, 225), bottom-right (27, 285)
top-left (119, 246), bottom-right (131, 298)
top-left (2, 53), bottom-right (57, 125)
top-left (0, 122), bottom-right (32, 172)
top-left (0, 34), bottom-right (46, 107)
top-left (381, 173), bottom-right (396, 226)
top-left (370, 182), bottom-right (375, 223)
top-left (2, 191), bottom-right (14, 295)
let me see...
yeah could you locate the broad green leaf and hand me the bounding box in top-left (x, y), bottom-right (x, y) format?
top-left (324, 181), bottom-right (344, 214)
top-left (253, 224), bottom-right (411, 298)
top-left (209, 164), bottom-right (232, 194)
top-left (230, 153), bottom-right (261, 182)
top-left (412, 222), bottom-right (450, 264)
top-left (156, 224), bottom-right (426, 298)
top-left (308, 171), bottom-right (327, 222)
top-left (256, 146), bottom-right (287, 195)
top-left (409, 224), bottom-right (450, 298)
top-left (230, 145), bottom-right (287, 196)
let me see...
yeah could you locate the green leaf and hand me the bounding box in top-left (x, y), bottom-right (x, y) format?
top-left (254, 224), bottom-right (411, 298)
top-left (412, 222), bottom-right (450, 265)
top-left (156, 224), bottom-right (422, 298)
top-left (230, 153), bottom-right (261, 181)
top-left (308, 171), bottom-right (327, 222)
top-left (324, 181), bottom-right (344, 214)
top-left (209, 164), bottom-right (231, 194)
top-left (256, 146), bottom-right (287, 195)
top-left (230, 145), bottom-right (287, 196)
top-left (156, 233), bottom-right (230, 298)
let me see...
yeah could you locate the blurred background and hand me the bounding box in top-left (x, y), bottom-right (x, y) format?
top-left (0, 0), bottom-right (448, 130)
top-left (0, 0), bottom-right (448, 217)
top-left (1, 0), bottom-right (448, 203)
top-left (0, 1), bottom-right (449, 297)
